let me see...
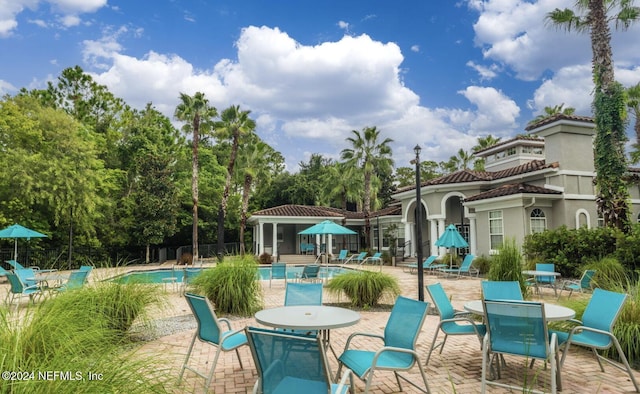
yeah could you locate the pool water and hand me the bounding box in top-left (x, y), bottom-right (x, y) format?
top-left (111, 265), bottom-right (352, 284)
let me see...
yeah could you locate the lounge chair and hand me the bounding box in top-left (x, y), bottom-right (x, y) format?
top-left (425, 282), bottom-right (486, 364)
top-left (551, 288), bottom-right (639, 392)
top-left (437, 254), bottom-right (478, 278)
top-left (269, 262), bottom-right (287, 288)
top-left (178, 293), bottom-right (248, 390)
top-left (54, 270), bottom-right (90, 292)
top-left (7, 259), bottom-right (57, 273)
top-left (558, 269), bottom-right (596, 298)
top-left (344, 252), bottom-right (367, 265)
top-left (481, 300), bottom-right (562, 393)
top-left (332, 249), bottom-right (349, 264)
top-left (337, 295), bottom-right (431, 393)
top-left (246, 326), bottom-right (353, 394)
top-left (361, 252), bottom-right (382, 265)
top-left (404, 255), bottom-right (446, 274)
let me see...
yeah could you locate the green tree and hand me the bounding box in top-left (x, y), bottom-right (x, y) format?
top-left (236, 138), bottom-right (276, 254)
top-left (174, 92), bottom-right (217, 261)
top-left (547, 0), bottom-right (639, 232)
top-left (472, 135), bottom-right (502, 171)
top-left (322, 162), bottom-right (363, 209)
top-left (341, 126), bottom-right (394, 249)
top-left (0, 95), bottom-right (111, 252)
top-left (214, 105), bottom-right (256, 258)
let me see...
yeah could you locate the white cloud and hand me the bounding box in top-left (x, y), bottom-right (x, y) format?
top-left (528, 64), bottom-right (593, 115)
top-left (0, 0), bottom-right (38, 37)
top-left (0, 79), bottom-right (17, 95)
top-left (411, 44), bottom-right (420, 52)
top-left (87, 24), bottom-right (525, 170)
top-left (48, 0), bottom-right (107, 14)
top-left (466, 60), bottom-right (498, 80)
top-left (458, 86), bottom-right (520, 136)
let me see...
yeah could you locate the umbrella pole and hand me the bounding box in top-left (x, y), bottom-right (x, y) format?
top-left (14, 239), bottom-right (17, 260)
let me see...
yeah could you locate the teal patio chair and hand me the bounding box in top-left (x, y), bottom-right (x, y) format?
top-left (14, 268), bottom-right (40, 289)
top-left (551, 288), bottom-right (639, 392)
top-left (344, 252), bottom-right (367, 265)
top-left (178, 293), bottom-right (248, 390)
top-left (246, 326), bottom-right (353, 394)
top-left (296, 265), bottom-right (321, 283)
top-left (527, 263), bottom-right (558, 296)
top-left (336, 295), bottom-right (431, 393)
top-left (6, 271), bottom-right (43, 307)
top-left (332, 249), bottom-right (349, 264)
top-left (180, 267), bottom-right (202, 295)
top-left (558, 269), bottom-right (596, 299)
top-left (481, 280), bottom-right (524, 301)
top-left (7, 259), bottom-right (57, 273)
top-left (405, 256), bottom-right (446, 275)
top-left (54, 270), bottom-right (90, 292)
top-left (425, 282), bottom-right (486, 364)
top-left (437, 254), bottom-right (478, 278)
top-left (481, 300), bottom-right (561, 393)
top-left (270, 262), bottom-right (287, 288)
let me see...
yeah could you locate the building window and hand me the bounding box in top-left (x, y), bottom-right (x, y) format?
top-left (489, 210), bottom-right (503, 250)
top-left (597, 216), bottom-right (605, 228)
top-left (506, 147), bottom-right (516, 156)
top-left (530, 208), bottom-right (547, 233)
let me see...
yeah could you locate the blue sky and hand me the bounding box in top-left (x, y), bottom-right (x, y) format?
top-left (1, 0), bottom-right (639, 171)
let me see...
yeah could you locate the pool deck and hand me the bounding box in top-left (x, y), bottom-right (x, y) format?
top-left (3, 263), bottom-right (640, 393)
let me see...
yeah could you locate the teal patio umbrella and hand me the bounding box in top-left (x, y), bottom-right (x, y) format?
top-left (299, 220), bottom-right (357, 263)
top-left (434, 224), bottom-right (469, 268)
top-left (0, 223), bottom-right (48, 261)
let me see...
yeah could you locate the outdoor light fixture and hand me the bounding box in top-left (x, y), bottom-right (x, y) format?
top-left (414, 144), bottom-right (424, 301)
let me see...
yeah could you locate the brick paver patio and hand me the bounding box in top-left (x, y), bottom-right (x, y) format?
top-left (4, 263), bottom-right (639, 393)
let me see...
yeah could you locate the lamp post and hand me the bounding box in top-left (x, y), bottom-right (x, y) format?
top-left (414, 144), bottom-right (424, 301)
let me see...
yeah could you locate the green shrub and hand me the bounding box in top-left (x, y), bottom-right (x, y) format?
top-left (584, 257), bottom-right (628, 291)
top-left (326, 270), bottom-right (400, 308)
top-left (0, 285), bottom-right (168, 393)
top-left (258, 252), bottom-right (272, 264)
top-left (472, 254), bottom-right (491, 275)
top-left (488, 238), bottom-right (529, 298)
top-left (191, 256), bottom-right (263, 316)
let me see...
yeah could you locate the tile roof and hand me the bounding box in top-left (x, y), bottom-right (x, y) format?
top-left (251, 204), bottom-right (401, 219)
top-left (524, 113), bottom-right (594, 131)
top-left (464, 183), bottom-right (562, 202)
top-left (396, 160), bottom-right (558, 193)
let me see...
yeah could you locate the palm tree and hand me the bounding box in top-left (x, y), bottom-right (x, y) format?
top-left (626, 83), bottom-right (640, 163)
top-left (527, 104), bottom-right (576, 126)
top-left (214, 105), bottom-right (256, 258)
top-left (472, 135), bottom-right (502, 171)
top-left (547, 0), bottom-right (639, 232)
top-left (174, 92), bottom-right (217, 261)
top-left (322, 162), bottom-right (363, 210)
top-left (341, 126), bottom-right (394, 250)
top-left (237, 138), bottom-right (273, 255)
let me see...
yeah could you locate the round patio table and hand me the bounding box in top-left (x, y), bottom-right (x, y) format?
top-left (255, 305), bottom-right (360, 361)
top-left (463, 300), bottom-right (575, 322)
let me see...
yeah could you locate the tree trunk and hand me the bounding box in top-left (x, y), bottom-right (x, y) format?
top-left (192, 116), bottom-right (200, 261)
top-left (239, 174), bottom-right (253, 256)
top-left (589, 0), bottom-right (614, 91)
top-left (363, 171), bottom-right (372, 249)
top-left (217, 131), bottom-right (241, 259)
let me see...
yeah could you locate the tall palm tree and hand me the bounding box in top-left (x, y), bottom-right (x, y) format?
top-left (341, 126), bottom-right (393, 250)
top-left (214, 105), bottom-right (256, 258)
top-left (174, 92), bottom-right (217, 261)
top-left (547, 0), bottom-right (639, 232)
top-left (237, 138), bottom-right (273, 255)
top-left (321, 162), bottom-right (363, 210)
top-left (472, 135), bottom-right (502, 171)
top-left (626, 83), bottom-right (640, 163)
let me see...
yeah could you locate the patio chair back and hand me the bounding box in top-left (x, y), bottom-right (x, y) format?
top-left (14, 268), bottom-right (38, 288)
top-left (580, 269), bottom-right (596, 290)
top-left (6, 271), bottom-right (41, 306)
top-left (179, 293), bottom-right (247, 389)
top-left (269, 262), bottom-right (287, 287)
top-left (552, 288), bottom-right (639, 392)
top-left (62, 270), bottom-right (90, 290)
top-left (481, 300), bottom-right (560, 393)
top-left (299, 264), bottom-right (320, 281)
top-left (79, 265), bottom-right (93, 273)
top-left (246, 326), bottom-right (350, 394)
top-left (285, 282), bottom-right (323, 306)
top-left (6, 260), bottom-right (25, 270)
top-left (335, 249), bottom-right (348, 263)
top-left (384, 296), bottom-right (429, 360)
top-left (535, 263), bottom-right (556, 284)
top-left (459, 254), bottom-right (475, 271)
top-left (481, 280), bottom-right (523, 301)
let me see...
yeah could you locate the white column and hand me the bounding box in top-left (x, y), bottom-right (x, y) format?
top-left (438, 219), bottom-right (446, 255)
top-left (403, 220), bottom-right (411, 257)
top-left (430, 220), bottom-right (438, 256)
top-left (272, 223), bottom-right (278, 258)
top-left (259, 222), bottom-right (264, 255)
top-left (469, 217), bottom-right (477, 256)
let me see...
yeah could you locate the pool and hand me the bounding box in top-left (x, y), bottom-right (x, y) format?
top-left (111, 265), bottom-right (353, 284)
